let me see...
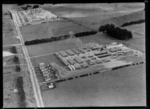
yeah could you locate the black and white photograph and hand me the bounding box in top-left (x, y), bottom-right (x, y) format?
top-left (2, 3), bottom-right (146, 107)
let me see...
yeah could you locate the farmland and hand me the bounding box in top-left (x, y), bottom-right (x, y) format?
top-left (68, 10), bottom-right (145, 30)
top-left (27, 38), bottom-right (84, 57)
top-left (3, 19), bottom-right (17, 38)
top-left (3, 4), bottom-right (37, 108)
top-left (3, 65), bottom-right (36, 107)
top-left (3, 45), bottom-right (24, 55)
top-left (3, 37), bottom-right (20, 47)
top-left (3, 54), bottom-right (26, 67)
top-left (41, 64), bottom-right (146, 107)
top-left (20, 21), bottom-right (91, 41)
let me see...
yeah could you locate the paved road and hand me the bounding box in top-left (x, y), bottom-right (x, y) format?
top-left (10, 10), bottom-right (44, 107)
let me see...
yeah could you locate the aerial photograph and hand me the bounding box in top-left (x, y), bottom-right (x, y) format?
top-left (3, 3), bottom-right (146, 107)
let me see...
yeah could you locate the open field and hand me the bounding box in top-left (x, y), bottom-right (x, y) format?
top-left (3, 45), bottom-right (24, 55)
top-left (79, 33), bottom-right (145, 53)
top-left (3, 37), bottom-right (20, 47)
top-left (3, 73), bottom-right (20, 107)
top-left (78, 23), bottom-right (145, 52)
top-left (26, 22), bottom-right (145, 58)
top-left (41, 64), bottom-right (146, 107)
top-left (3, 54), bottom-right (26, 67)
top-left (3, 65), bottom-right (36, 107)
top-left (31, 54), bottom-right (63, 67)
top-left (69, 10), bottom-right (145, 30)
top-left (27, 38), bottom-right (83, 57)
top-left (43, 5), bottom-right (104, 17)
top-left (20, 21), bottom-right (91, 41)
top-left (121, 24), bottom-right (145, 52)
top-left (3, 14), bottom-right (17, 38)
top-left (42, 3), bottom-right (144, 18)
top-left (103, 10), bottom-right (145, 27)
top-left (20, 66), bottom-right (37, 107)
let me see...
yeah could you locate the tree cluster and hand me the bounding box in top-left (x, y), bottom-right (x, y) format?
top-left (21, 4), bottom-right (39, 10)
top-left (21, 5), bottom-right (32, 10)
top-left (99, 24), bottom-right (132, 40)
top-left (24, 31), bottom-right (97, 46)
top-left (15, 76), bottom-right (26, 107)
top-left (13, 56), bottom-right (20, 64)
top-left (15, 65), bottom-right (21, 72)
top-left (10, 46), bottom-right (17, 54)
top-left (121, 19), bottom-right (145, 27)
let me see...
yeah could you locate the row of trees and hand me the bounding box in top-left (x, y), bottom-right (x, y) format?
top-left (75, 31), bottom-right (97, 37)
top-left (24, 31), bottom-right (97, 46)
top-left (121, 19), bottom-right (145, 27)
top-left (20, 4), bottom-right (39, 10)
top-left (99, 24), bottom-right (132, 40)
top-left (15, 76), bottom-right (26, 107)
top-left (25, 35), bottom-right (69, 45)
